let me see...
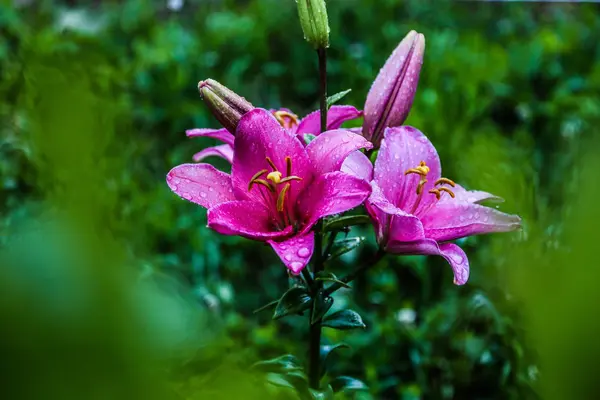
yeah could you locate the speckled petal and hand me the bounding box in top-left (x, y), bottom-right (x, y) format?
top-left (444, 184), bottom-right (504, 204)
top-left (268, 231), bottom-right (315, 274)
top-left (298, 171), bottom-right (371, 228)
top-left (296, 105), bottom-right (362, 136)
top-left (192, 144), bottom-right (234, 163)
top-left (306, 129), bottom-right (372, 175)
top-left (341, 150), bottom-right (373, 182)
top-left (186, 128), bottom-right (234, 146)
top-left (232, 109), bottom-right (313, 204)
top-left (167, 163), bottom-right (235, 208)
top-left (374, 126), bottom-right (441, 215)
top-left (385, 238), bottom-right (470, 285)
top-left (420, 201), bottom-right (522, 242)
top-left (207, 200), bottom-right (292, 240)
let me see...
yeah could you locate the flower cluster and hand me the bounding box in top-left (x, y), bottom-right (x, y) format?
top-left (167, 30), bottom-right (521, 285)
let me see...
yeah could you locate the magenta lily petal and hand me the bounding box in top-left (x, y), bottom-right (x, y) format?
top-left (296, 105), bottom-right (362, 136)
top-left (186, 128), bottom-right (234, 146)
top-left (341, 150), bottom-right (373, 181)
top-left (207, 200), bottom-right (293, 240)
top-left (167, 163), bottom-right (235, 208)
top-left (375, 126), bottom-right (441, 215)
top-left (369, 182), bottom-right (424, 242)
top-left (420, 202), bottom-right (522, 242)
top-left (193, 144), bottom-right (234, 163)
top-left (232, 109), bottom-right (313, 202)
top-left (268, 231), bottom-right (315, 274)
top-left (306, 129), bottom-right (373, 175)
top-left (386, 239), bottom-right (469, 285)
top-left (298, 171), bottom-right (372, 228)
top-left (447, 184), bottom-right (505, 204)
top-left (363, 30), bottom-right (425, 146)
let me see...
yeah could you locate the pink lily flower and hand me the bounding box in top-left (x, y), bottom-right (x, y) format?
top-left (186, 105), bottom-right (362, 164)
top-left (167, 108), bottom-right (372, 274)
top-left (364, 126), bottom-right (521, 285)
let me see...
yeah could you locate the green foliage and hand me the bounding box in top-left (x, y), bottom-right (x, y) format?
top-left (1, 0), bottom-right (599, 399)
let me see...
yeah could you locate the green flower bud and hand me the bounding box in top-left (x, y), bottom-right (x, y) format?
top-left (295, 0), bottom-right (330, 49)
top-left (198, 79), bottom-right (254, 134)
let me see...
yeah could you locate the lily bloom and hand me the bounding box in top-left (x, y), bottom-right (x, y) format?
top-left (167, 109), bottom-right (372, 274)
top-left (365, 126), bottom-right (521, 285)
top-left (186, 106), bottom-right (362, 164)
top-left (362, 30), bottom-right (425, 148)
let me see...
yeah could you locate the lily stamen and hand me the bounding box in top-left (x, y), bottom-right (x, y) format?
top-left (277, 183), bottom-right (291, 212)
top-left (280, 176), bottom-right (303, 184)
top-left (273, 111), bottom-right (299, 129)
top-left (429, 188), bottom-right (441, 200)
top-left (285, 156), bottom-right (292, 176)
top-left (438, 187), bottom-right (455, 198)
top-left (404, 160), bottom-right (430, 176)
top-left (265, 156), bottom-right (277, 171)
top-left (253, 179), bottom-right (276, 193)
top-left (248, 169), bottom-right (269, 191)
top-left (435, 177), bottom-right (456, 187)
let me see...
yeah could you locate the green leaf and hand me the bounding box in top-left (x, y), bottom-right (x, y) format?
top-left (324, 215), bottom-right (371, 232)
top-left (303, 133), bottom-right (317, 145)
top-left (272, 287), bottom-right (312, 320)
top-left (326, 89), bottom-right (352, 108)
top-left (322, 309), bottom-right (366, 330)
top-left (319, 343), bottom-right (349, 377)
top-left (315, 271), bottom-right (350, 289)
top-left (266, 371), bottom-right (310, 397)
top-left (311, 292), bottom-right (333, 324)
top-left (330, 376), bottom-right (369, 393)
top-left (252, 354), bottom-right (302, 373)
top-left (253, 299), bottom-right (279, 314)
top-left (309, 385), bottom-right (334, 400)
top-left (327, 237), bottom-right (365, 260)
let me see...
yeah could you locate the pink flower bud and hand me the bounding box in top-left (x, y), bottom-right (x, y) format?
top-left (362, 31), bottom-right (425, 147)
top-left (198, 79), bottom-right (254, 134)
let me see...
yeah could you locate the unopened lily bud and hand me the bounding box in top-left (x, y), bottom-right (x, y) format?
top-left (295, 0), bottom-right (330, 49)
top-left (362, 30), bottom-right (425, 148)
top-left (198, 79), bottom-right (254, 134)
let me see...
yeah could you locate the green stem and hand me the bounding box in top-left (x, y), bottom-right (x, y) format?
top-left (307, 47), bottom-right (328, 391)
top-left (324, 248), bottom-right (385, 297)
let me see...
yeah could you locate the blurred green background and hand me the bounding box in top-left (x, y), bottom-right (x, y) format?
top-left (1, 1), bottom-right (600, 399)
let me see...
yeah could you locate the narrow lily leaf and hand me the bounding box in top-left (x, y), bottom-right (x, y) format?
top-left (315, 271), bottom-right (350, 289)
top-left (326, 89), bottom-right (352, 108)
top-left (322, 309), bottom-right (366, 330)
top-left (319, 343), bottom-right (349, 377)
top-left (252, 354), bottom-right (302, 373)
top-left (311, 292), bottom-right (333, 324)
top-left (253, 299), bottom-right (279, 314)
top-left (273, 287), bottom-right (312, 320)
top-left (303, 133), bottom-right (317, 145)
top-left (330, 376), bottom-right (369, 393)
top-left (328, 237), bottom-right (365, 260)
top-left (324, 215), bottom-right (371, 232)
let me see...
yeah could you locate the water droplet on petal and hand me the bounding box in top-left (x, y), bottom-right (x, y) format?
top-left (200, 192), bottom-right (207, 199)
top-left (297, 247), bottom-right (310, 258)
top-left (285, 254), bottom-right (292, 261)
top-left (290, 261), bottom-right (303, 271)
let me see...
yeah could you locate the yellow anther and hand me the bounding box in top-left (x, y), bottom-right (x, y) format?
top-left (253, 179), bottom-right (276, 193)
top-left (416, 178), bottom-right (427, 195)
top-left (285, 156), bottom-right (292, 176)
top-left (404, 160), bottom-right (430, 176)
top-left (273, 111), bottom-right (299, 129)
top-left (280, 176), bottom-right (303, 184)
top-left (277, 183), bottom-right (291, 212)
top-left (435, 177), bottom-right (456, 187)
top-left (248, 169), bottom-right (268, 191)
top-left (267, 171), bottom-right (282, 184)
top-left (265, 156), bottom-right (277, 171)
top-left (429, 188), bottom-right (441, 200)
top-left (438, 187), bottom-right (455, 198)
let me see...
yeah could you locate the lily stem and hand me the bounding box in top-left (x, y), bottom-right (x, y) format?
top-left (307, 47), bottom-right (328, 391)
top-left (323, 248), bottom-right (386, 297)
